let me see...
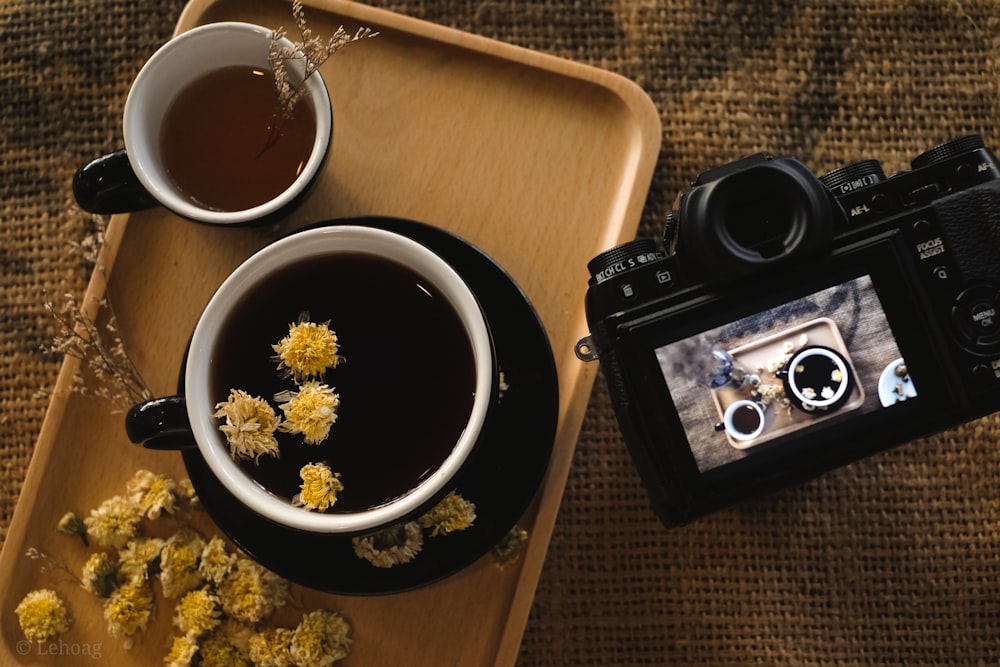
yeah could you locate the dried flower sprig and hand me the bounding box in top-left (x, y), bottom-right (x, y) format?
top-left (43, 293), bottom-right (153, 411)
top-left (268, 0), bottom-right (377, 119)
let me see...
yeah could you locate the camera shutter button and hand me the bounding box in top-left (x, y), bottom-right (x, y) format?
top-left (952, 285), bottom-right (1000, 350)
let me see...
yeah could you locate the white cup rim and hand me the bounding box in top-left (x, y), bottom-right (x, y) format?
top-left (122, 21), bottom-right (332, 225)
top-left (185, 226), bottom-right (494, 533)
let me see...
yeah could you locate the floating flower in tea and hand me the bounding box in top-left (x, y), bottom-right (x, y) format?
top-left (272, 318), bottom-right (342, 382)
top-left (213, 389), bottom-right (282, 462)
top-left (294, 462), bottom-right (344, 511)
top-left (276, 381), bottom-right (340, 445)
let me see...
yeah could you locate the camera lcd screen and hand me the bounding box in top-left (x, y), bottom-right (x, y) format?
top-left (653, 275), bottom-right (916, 473)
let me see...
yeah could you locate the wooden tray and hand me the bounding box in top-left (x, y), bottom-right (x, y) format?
top-left (0, 0), bottom-right (660, 664)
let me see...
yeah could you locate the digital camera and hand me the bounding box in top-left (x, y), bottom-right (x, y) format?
top-left (576, 135), bottom-right (1000, 527)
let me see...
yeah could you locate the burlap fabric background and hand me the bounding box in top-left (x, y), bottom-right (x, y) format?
top-left (3, 0), bottom-right (1000, 664)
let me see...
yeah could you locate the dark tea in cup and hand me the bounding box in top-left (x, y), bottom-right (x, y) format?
top-left (211, 252), bottom-right (476, 512)
top-left (160, 65), bottom-right (317, 212)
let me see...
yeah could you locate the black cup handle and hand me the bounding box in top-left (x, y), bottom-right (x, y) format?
top-left (73, 149), bottom-right (160, 215)
top-left (126, 396), bottom-right (197, 450)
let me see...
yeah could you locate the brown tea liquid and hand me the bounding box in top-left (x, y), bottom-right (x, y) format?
top-left (160, 65), bottom-right (316, 212)
top-left (209, 254), bottom-right (477, 513)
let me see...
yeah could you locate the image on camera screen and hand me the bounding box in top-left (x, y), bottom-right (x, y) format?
top-left (654, 275), bottom-right (917, 473)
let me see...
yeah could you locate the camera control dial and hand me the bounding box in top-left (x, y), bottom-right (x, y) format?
top-left (587, 238), bottom-right (665, 285)
top-left (819, 160), bottom-right (886, 196)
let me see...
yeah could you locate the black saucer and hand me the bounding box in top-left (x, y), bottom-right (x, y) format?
top-left (182, 216), bottom-right (559, 595)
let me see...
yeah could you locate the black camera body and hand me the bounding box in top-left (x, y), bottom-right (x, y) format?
top-left (577, 135), bottom-right (1000, 527)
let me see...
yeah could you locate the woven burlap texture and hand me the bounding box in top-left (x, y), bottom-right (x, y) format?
top-left (3, 0), bottom-right (1000, 664)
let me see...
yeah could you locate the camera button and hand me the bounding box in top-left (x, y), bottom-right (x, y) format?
top-left (620, 283), bottom-right (638, 300)
top-left (870, 193), bottom-right (891, 212)
top-left (952, 285), bottom-right (1000, 350)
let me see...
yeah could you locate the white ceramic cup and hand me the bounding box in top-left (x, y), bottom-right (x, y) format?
top-left (126, 226), bottom-right (496, 534)
top-left (723, 399), bottom-right (766, 441)
top-left (786, 346), bottom-right (850, 408)
top-left (74, 21), bottom-right (332, 224)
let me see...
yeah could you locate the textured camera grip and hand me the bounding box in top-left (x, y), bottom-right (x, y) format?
top-left (934, 181), bottom-right (1000, 285)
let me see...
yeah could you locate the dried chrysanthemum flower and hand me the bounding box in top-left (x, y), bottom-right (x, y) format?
top-left (14, 589), bottom-right (70, 641)
top-left (276, 381), bottom-right (340, 445)
top-left (214, 389), bottom-right (282, 463)
top-left (118, 536), bottom-right (165, 584)
top-left (249, 626), bottom-right (296, 667)
top-left (81, 551), bottom-right (119, 597)
top-left (174, 587), bottom-right (223, 638)
top-left (56, 511), bottom-right (88, 545)
top-left (178, 478), bottom-right (202, 510)
top-left (165, 634), bottom-right (200, 667)
top-left (199, 618), bottom-right (254, 667)
top-left (198, 536), bottom-right (237, 585)
top-left (126, 468), bottom-right (177, 519)
top-left (217, 558), bottom-right (290, 624)
top-left (351, 522), bottom-right (423, 568)
top-left (418, 491), bottom-right (477, 536)
top-left (160, 529), bottom-right (207, 599)
top-left (492, 525), bottom-right (529, 568)
top-left (293, 462), bottom-right (344, 511)
top-left (271, 318), bottom-right (342, 382)
top-left (84, 494), bottom-right (142, 549)
top-left (103, 580), bottom-right (153, 642)
top-left (289, 609), bottom-right (352, 666)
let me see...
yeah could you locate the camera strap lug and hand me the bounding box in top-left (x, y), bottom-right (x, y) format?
top-left (575, 335), bottom-right (600, 361)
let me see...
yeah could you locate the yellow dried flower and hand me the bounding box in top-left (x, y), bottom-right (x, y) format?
top-left (293, 462), bottom-right (344, 511)
top-left (352, 522), bottom-right (423, 568)
top-left (272, 318), bottom-right (341, 381)
top-left (199, 619), bottom-right (253, 667)
top-left (492, 525), bottom-right (529, 568)
top-left (81, 551), bottom-right (119, 597)
top-left (276, 381), bottom-right (340, 445)
top-left (119, 536), bottom-right (165, 584)
top-left (14, 589), bottom-right (70, 642)
top-left (126, 469), bottom-right (177, 519)
top-left (418, 491), bottom-right (477, 536)
top-left (160, 529), bottom-right (206, 599)
top-left (56, 511), bottom-right (88, 545)
top-left (165, 634), bottom-right (200, 667)
top-left (103, 580), bottom-right (153, 640)
top-left (198, 536), bottom-right (237, 585)
top-left (213, 389), bottom-right (281, 463)
top-left (216, 558), bottom-right (290, 624)
top-left (249, 627), bottom-right (295, 667)
top-left (178, 478), bottom-right (202, 510)
top-left (174, 587), bottom-right (222, 638)
top-left (84, 494), bottom-right (142, 548)
top-left (289, 609), bottom-right (352, 666)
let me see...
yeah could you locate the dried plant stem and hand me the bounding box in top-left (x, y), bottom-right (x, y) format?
top-left (267, 0), bottom-right (377, 120)
top-left (44, 290), bottom-right (153, 411)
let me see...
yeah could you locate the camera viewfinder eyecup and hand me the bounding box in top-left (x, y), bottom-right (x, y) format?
top-left (676, 154), bottom-right (836, 281)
